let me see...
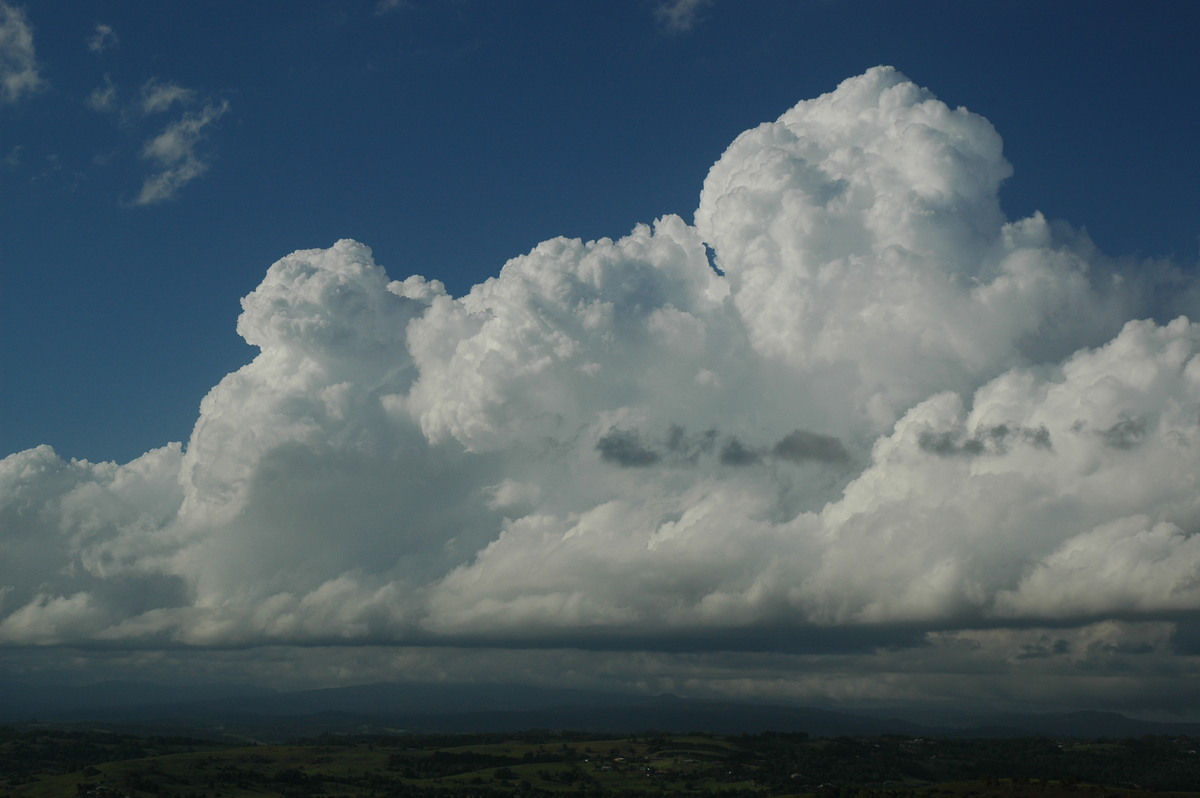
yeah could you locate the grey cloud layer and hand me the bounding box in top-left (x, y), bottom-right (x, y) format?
top-left (4, 68), bottom-right (1200, 667)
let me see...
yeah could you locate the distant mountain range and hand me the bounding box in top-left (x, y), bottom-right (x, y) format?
top-left (3, 679), bottom-right (1199, 742)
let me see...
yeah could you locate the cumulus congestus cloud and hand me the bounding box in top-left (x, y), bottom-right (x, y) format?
top-left (3, 67), bottom-right (1200, 658)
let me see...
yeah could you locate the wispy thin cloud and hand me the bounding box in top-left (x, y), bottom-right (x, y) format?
top-left (85, 72), bottom-right (231, 203)
top-left (0, 1), bottom-right (44, 104)
top-left (85, 73), bottom-right (118, 112)
top-left (139, 78), bottom-right (194, 114)
top-left (655, 0), bottom-right (714, 33)
top-left (87, 22), bottom-right (117, 54)
top-left (374, 0), bottom-right (414, 14)
top-left (135, 99), bottom-right (229, 205)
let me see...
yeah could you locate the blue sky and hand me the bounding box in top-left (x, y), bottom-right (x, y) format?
top-left (4, 0), bottom-right (1197, 463)
top-left (5, 1), bottom-right (1200, 715)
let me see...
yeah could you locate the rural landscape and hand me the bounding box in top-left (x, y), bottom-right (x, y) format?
top-left (5, 682), bottom-right (1200, 798)
top-left (6, 724), bottom-right (1200, 798)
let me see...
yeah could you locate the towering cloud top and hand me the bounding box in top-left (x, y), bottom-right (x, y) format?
top-left (2, 69), bottom-right (1197, 677)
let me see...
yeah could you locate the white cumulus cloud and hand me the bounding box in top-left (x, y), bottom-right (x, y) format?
top-left (3, 67), bottom-right (1199, 706)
